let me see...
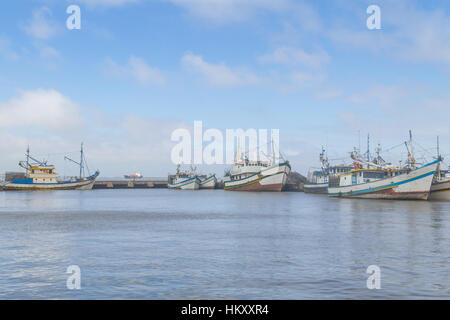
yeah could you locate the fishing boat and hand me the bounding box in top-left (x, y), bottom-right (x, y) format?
top-left (168, 165), bottom-right (200, 190)
top-left (304, 148), bottom-right (353, 194)
top-left (304, 169), bottom-right (328, 194)
top-left (429, 138), bottom-right (450, 201)
top-left (430, 176), bottom-right (450, 201)
top-left (328, 133), bottom-right (439, 200)
top-left (223, 159), bottom-right (291, 192)
top-left (2, 144), bottom-right (99, 191)
top-left (223, 143), bottom-right (291, 192)
top-left (198, 174), bottom-right (217, 189)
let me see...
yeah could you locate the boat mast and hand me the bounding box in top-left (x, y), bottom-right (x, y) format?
top-left (26, 146), bottom-right (30, 176)
top-left (437, 136), bottom-right (440, 159)
top-left (237, 138), bottom-right (240, 162)
top-left (80, 142), bottom-right (84, 179)
top-left (409, 130), bottom-right (415, 169)
top-left (366, 134), bottom-right (370, 168)
top-left (358, 130), bottom-right (361, 154)
top-left (271, 137), bottom-right (275, 165)
top-left (320, 146), bottom-right (329, 173)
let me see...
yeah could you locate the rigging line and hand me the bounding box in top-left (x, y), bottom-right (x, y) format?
top-left (414, 141), bottom-right (436, 159)
top-left (84, 155), bottom-right (91, 176)
top-left (381, 142), bottom-right (405, 153)
top-left (33, 150), bottom-right (80, 156)
top-left (415, 140), bottom-right (434, 152)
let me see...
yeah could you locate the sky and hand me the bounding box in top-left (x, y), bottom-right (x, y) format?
top-left (0, 0), bottom-right (449, 177)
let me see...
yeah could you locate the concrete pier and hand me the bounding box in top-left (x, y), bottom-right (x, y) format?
top-left (93, 179), bottom-right (168, 189)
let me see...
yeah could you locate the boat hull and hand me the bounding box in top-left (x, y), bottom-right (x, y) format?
top-left (224, 163), bottom-right (291, 192)
top-left (328, 161), bottom-right (439, 200)
top-left (199, 176), bottom-right (217, 189)
top-left (168, 177), bottom-right (200, 190)
top-left (429, 180), bottom-right (450, 201)
top-left (304, 183), bottom-right (328, 194)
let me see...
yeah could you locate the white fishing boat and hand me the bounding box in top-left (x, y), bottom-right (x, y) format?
top-left (429, 155), bottom-right (450, 201)
top-left (198, 174), bottom-right (217, 189)
top-left (224, 143), bottom-right (291, 192)
top-left (430, 178), bottom-right (450, 201)
top-left (223, 160), bottom-right (291, 192)
top-left (304, 170), bottom-right (329, 194)
top-left (328, 161), bottom-right (439, 200)
top-left (168, 165), bottom-right (200, 190)
top-left (328, 132), bottom-right (439, 200)
top-left (304, 148), bottom-right (353, 194)
top-left (429, 137), bottom-right (450, 201)
top-left (2, 144), bottom-right (99, 191)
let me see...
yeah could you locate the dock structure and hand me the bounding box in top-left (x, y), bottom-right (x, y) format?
top-left (93, 178), bottom-right (168, 189)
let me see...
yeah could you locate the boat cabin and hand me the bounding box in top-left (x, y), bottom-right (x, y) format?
top-left (169, 171), bottom-right (195, 184)
top-left (308, 165), bottom-right (354, 184)
top-left (329, 165), bottom-right (354, 175)
top-left (308, 170), bottom-right (328, 184)
top-left (338, 168), bottom-right (410, 187)
top-left (12, 164), bottom-right (58, 184)
top-left (29, 165), bottom-right (58, 183)
top-left (338, 169), bottom-right (386, 186)
top-left (229, 160), bottom-right (270, 181)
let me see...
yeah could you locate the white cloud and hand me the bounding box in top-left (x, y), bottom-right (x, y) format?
top-left (167, 0), bottom-right (291, 23)
top-left (77, 0), bottom-right (140, 7)
top-left (181, 52), bottom-right (260, 87)
top-left (0, 89), bottom-right (83, 131)
top-left (0, 35), bottom-right (19, 61)
top-left (289, 71), bottom-right (326, 89)
top-left (314, 88), bottom-right (342, 100)
top-left (347, 85), bottom-right (406, 109)
top-left (259, 47), bottom-right (330, 69)
top-left (39, 45), bottom-right (61, 60)
top-left (22, 7), bottom-right (58, 40)
top-left (328, 0), bottom-right (450, 66)
top-left (104, 56), bottom-right (166, 85)
top-left (0, 88), bottom-right (189, 176)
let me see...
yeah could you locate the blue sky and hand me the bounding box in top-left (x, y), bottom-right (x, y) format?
top-left (0, 0), bottom-right (449, 176)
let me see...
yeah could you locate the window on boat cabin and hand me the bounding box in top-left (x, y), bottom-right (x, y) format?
top-left (363, 171), bottom-right (385, 179)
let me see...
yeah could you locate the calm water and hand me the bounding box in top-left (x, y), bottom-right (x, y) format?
top-left (0, 189), bottom-right (449, 299)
